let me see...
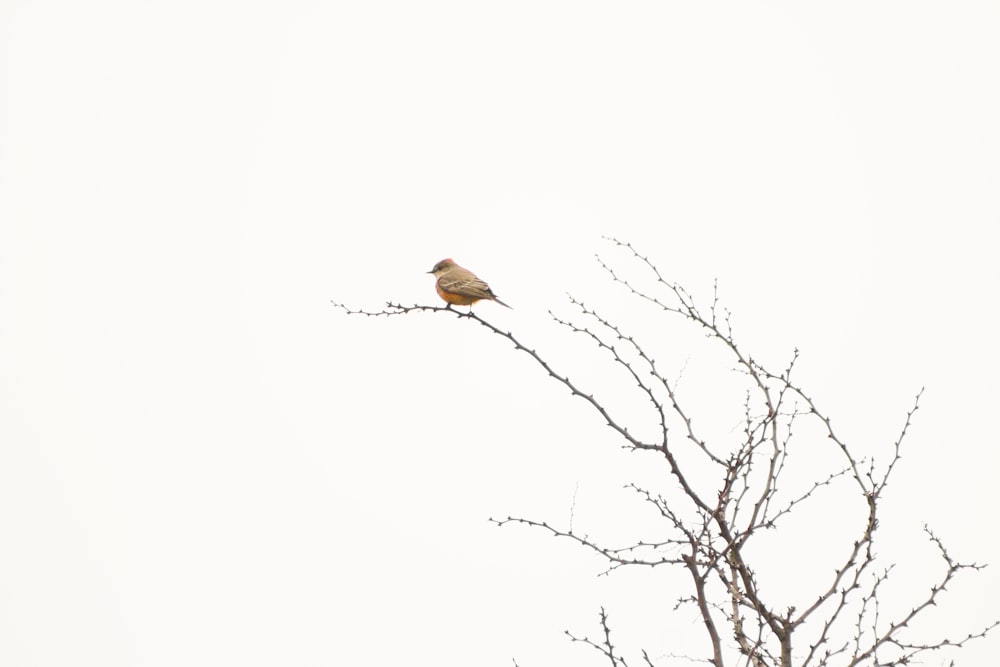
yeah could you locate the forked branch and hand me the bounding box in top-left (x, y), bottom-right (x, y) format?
top-left (334, 242), bottom-right (996, 666)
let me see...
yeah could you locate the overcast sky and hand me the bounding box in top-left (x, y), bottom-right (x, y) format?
top-left (2, 2), bottom-right (998, 665)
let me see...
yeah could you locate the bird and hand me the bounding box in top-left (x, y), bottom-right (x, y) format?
top-left (427, 258), bottom-right (511, 309)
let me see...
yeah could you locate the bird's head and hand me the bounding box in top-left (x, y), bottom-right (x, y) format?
top-left (428, 258), bottom-right (456, 275)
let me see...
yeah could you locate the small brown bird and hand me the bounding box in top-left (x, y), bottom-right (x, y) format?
top-left (428, 258), bottom-right (511, 309)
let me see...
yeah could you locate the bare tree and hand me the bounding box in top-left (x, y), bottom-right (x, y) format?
top-left (333, 239), bottom-right (996, 666)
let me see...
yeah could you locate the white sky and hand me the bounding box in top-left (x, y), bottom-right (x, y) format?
top-left (2, 1), bottom-right (998, 665)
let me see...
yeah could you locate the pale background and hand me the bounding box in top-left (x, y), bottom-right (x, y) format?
top-left (1, 1), bottom-right (998, 665)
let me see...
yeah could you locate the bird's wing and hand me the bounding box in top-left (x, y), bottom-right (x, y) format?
top-left (439, 271), bottom-right (495, 298)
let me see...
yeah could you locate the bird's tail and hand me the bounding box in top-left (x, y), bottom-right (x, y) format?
top-left (494, 297), bottom-right (513, 309)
